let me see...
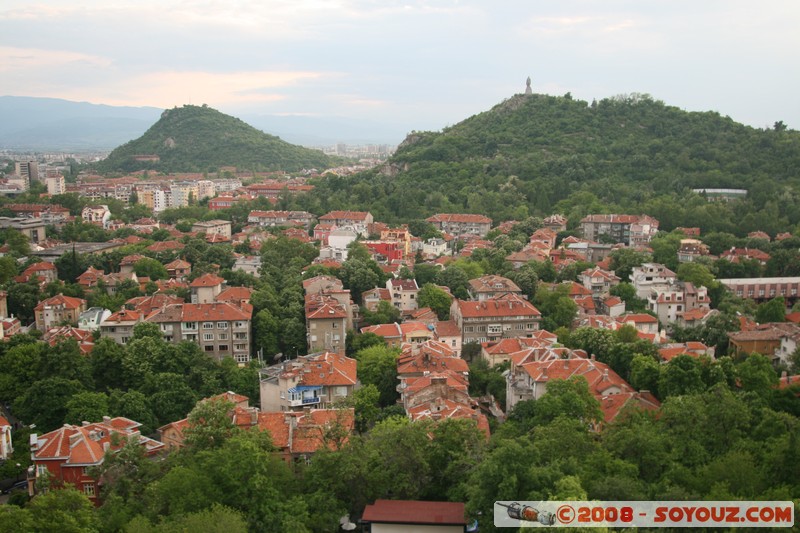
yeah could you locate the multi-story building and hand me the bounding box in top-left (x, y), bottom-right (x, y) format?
top-left (318, 210), bottom-right (374, 237)
top-left (45, 175), bottom-right (66, 196)
top-left (305, 295), bottom-right (348, 354)
top-left (630, 263), bottom-right (678, 299)
top-left (191, 219), bottom-right (231, 239)
top-left (0, 217), bottom-right (47, 243)
top-left (34, 294), bottom-right (87, 331)
top-left (580, 214), bottom-right (659, 246)
top-left (387, 278), bottom-right (419, 312)
top-left (718, 277), bottom-right (800, 306)
top-left (81, 205), bottom-right (111, 228)
top-left (677, 239), bottom-right (710, 263)
top-left (197, 180), bottom-right (216, 200)
top-left (99, 308), bottom-right (143, 345)
top-left (247, 210), bottom-right (315, 229)
top-left (189, 273), bottom-right (225, 304)
top-left (15, 161), bottom-right (39, 183)
top-left (425, 213), bottom-right (492, 237)
top-left (450, 293), bottom-right (541, 345)
top-left (543, 214), bottom-right (568, 233)
top-left (29, 417), bottom-right (164, 506)
top-left (579, 267), bottom-right (621, 299)
top-left (145, 302), bottom-right (253, 364)
top-left (259, 351), bottom-right (358, 412)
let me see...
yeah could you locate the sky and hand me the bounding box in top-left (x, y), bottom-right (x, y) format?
top-left (1, 0), bottom-right (799, 142)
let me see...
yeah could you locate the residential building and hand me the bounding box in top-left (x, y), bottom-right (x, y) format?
top-left (426, 213), bottom-right (492, 237)
top-left (677, 239), bottom-right (710, 263)
top-left (305, 296), bottom-right (348, 354)
top-left (318, 210), bottom-right (373, 237)
top-left (46, 175), bottom-right (66, 196)
top-left (468, 275), bottom-right (522, 301)
top-left (34, 294), bottom-right (87, 331)
top-left (319, 229), bottom-right (357, 262)
top-left (259, 352), bottom-right (358, 412)
top-left (361, 500), bottom-right (467, 533)
top-left (233, 255), bottom-right (262, 277)
top-left (480, 331), bottom-right (559, 367)
top-left (302, 275), bottom-right (344, 296)
top-left (658, 342), bottom-right (715, 363)
top-left (421, 237), bottom-right (449, 258)
top-left (450, 293), bottom-right (541, 345)
top-left (647, 281), bottom-right (710, 325)
top-left (630, 263), bottom-right (678, 299)
top-left (15, 161), bottom-right (39, 183)
top-left (718, 277), bottom-right (800, 305)
top-left (360, 322), bottom-right (434, 348)
top-left (145, 303), bottom-right (253, 363)
top-left (29, 417), bottom-right (164, 505)
top-left (506, 354), bottom-right (660, 426)
top-left (76, 266), bottom-right (105, 289)
top-left (16, 261), bottom-right (58, 285)
top-left (728, 322), bottom-right (800, 364)
top-left (720, 247), bottom-right (771, 266)
top-left (0, 217), bottom-right (46, 244)
top-left (0, 416), bottom-right (12, 460)
top-left (433, 319), bottom-right (462, 356)
top-left (43, 326), bottom-right (95, 354)
top-left (99, 308), bottom-right (143, 345)
top-left (362, 287), bottom-right (391, 313)
top-left (191, 219), bottom-right (232, 239)
top-left (81, 205), bottom-right (111, 228)
top-left (387, 278), bottom-right (420, 312)
top-left (579, 267), bottom-right (621, 299)
top-left (247, 210), bottom-right (315, 229)
top-left (580, 214), bottom-right (659, 246)
top-left (78, 307), bottom-right (112, 331)
top-left (543, 214), bottom-right (568, 233)
top-left (125, 293), bottom-right (185, 316)
top-left (190, 273), bottom-right (225, 304)
top-left (164, 259), bottom-right (192, 280)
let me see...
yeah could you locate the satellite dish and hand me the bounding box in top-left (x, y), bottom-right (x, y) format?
top-left (339, 515), bottom-right (356, 531)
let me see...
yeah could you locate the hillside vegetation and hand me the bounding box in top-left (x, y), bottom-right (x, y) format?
top-left (96, 105), bottom-right (337, 173)
top-left (305, 93), bottom-right (800, 235)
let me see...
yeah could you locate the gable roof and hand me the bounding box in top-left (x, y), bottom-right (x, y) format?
top-left (456, 294), bottom-right (541, 318)
top-left (189, 273), bottom-right (225, 287)
top-left (362, 500), bottom-right (466, 526)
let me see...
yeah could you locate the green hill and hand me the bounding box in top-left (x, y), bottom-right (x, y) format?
top-left (95, 104), bottom-right (337, 173)
top-left (307, 93), bottom-right (800, 234)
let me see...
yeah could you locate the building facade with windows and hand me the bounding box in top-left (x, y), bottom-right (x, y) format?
top-left (450, 294), bottom-right (541, 345)
top-left (259, 352), bottom-right (357, 412)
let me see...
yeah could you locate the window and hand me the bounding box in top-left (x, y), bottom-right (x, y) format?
top-left (184, 322), bottom-right (197, 330)
top-left (464, 326), bottom-right (474, 333)
top-left (759, 289), bottom-right (765, 297)
top-left (217, 322), bottom-right (228, 329)
top-left (203, 333), bottom-right (214, 341)
top-left (234, 343), bottom-right (247, 351)
top-left (311, 335), bottom-right (317, 342)
top-left (235, 353), bottom-right (250, 363)
top-left (280, 391), bottom-right (285, 399)
top-left (121, 337), bottom-right (130, 344)
top-left (83, 483), bottom-right (95, 497)
top-left (525, 323), bottom-right (535, 329)
top-left (203, 322), bottom-right (214, 329)
top-left (488, 325), bottom-right (502, 334)
top-left (218, 345), bottom-right (229, 352)
top-left (235, 321), bottom-right (246, 329)
top-left (332, 322), bottom-right (338, 329)
top-left (204, 345), bottom-right (214, 352)
top-left (234, 333), bottom-right (247, 340)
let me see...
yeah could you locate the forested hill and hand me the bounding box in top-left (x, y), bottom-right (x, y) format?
top-left (309, 93), bottom-right (800, 234)
top-left (95, 104), bottom-right (338, 173)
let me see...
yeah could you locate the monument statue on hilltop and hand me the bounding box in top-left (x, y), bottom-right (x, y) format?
top-left (525, 76), bottom-right (532, 95)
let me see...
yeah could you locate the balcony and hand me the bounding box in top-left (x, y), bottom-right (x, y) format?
top-left (290, 396), bottom-right (321, 407)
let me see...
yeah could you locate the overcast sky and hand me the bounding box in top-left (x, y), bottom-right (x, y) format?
top-left (1, 0), bottom-right (799, 141)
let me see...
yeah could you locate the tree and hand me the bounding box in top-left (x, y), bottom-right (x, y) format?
top-left (352, 384), bottom-right (381, 433)
top-left (528, 377), bottom-right (604, 427)
top-left (658, 355), bottom-right (704, 398)
top-left (55, 250), bottom-right (90, 284)
top-left (109, 390), bottom-right (159, 435)
top-left (354, 345), bottom-right (400, 407)
top-left (413, 263), bottom-right (440, 287)
top-left (253, 309), bottom-right (280, 357)
top-left (629, 354), bottom-right (661, 397)
top-left (337, 259), bottom-right (381, 304)
top-left (610, 282), bottom-right (647, 313)
top-left (676, 262), bottom-right (717, 289)
top-left (438, 265), bottom-right (471, 299)
top-left (360, 300), bottom-right (400, 326)
top-left (347, 331), bottom-right (384, 355)
top-left (27, 487), bottom-right (99, 532)
top-left (0, 255), bottom-right (18, 284)
top-left (183, 398), bottom-right (238, 451)
top-left (737, 353), bottom-right (778, 395)
top-left (417, 283), bottom-right (452, 320)
top-left (7, 281), bottom-right (40, 324)
top-left (608, 248), bottom-right (651, 281)
top-left (64, 391), bottom-right (110, 425)
top-left (133, 257), bottom-right (168, 281)
top-left (755, 296), bottom-right (786, 323)
top-left (14, 377), bottom-right (86, 432)
top-left (90, 338), bottom-right (128, 392)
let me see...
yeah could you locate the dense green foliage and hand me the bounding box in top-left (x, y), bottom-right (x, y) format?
top-left (95, 105), bottom-right (340, 173)
top-left (301, 93), bottom-right (800, 234)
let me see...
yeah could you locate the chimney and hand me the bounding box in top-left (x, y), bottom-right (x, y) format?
top-left (102, 416), bottom-right (111, 423)
top-left (103, 441), bottom-right (110, 452)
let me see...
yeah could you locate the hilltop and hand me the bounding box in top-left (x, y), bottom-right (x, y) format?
top-left (309, 92), bottom-right (800, 231)
top-left (95, 104), bottom-right (339, 173)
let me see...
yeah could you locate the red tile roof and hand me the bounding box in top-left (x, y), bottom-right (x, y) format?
top-left (147, 241), bottom-right (185, 252)
top-left (319, 210), bottom-right (371, 221)
top-left (426, 213), bottom-right (492, 224)
top-left (190, 273), bottom-right (225, 287)
top-left (34, 294), bottom-right (86, 311)
top-left (456, 294), bottom-right (541, 318)
top-left (362, 500), bottom-right (466, 525)
top-left (280, 352), bottom-right (357, 387)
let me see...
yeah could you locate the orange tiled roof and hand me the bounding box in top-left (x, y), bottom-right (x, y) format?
top-left (426, 213), bottom-right (492, 224)
top-left (189, 273), bottom-right (225, 287)
top-left (456, 294), bottom-right (541, 318)
top-left (34, 294), bottom-right (86, 311)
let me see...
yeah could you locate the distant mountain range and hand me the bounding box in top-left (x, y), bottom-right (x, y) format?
top-left (95, 104), bottom-right (339, 173)
top-left (0, 96), bottom-right (405, 151)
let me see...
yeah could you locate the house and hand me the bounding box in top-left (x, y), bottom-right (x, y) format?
top-left (450, 294), bottom-right (541, 345)
top-left (506, 354), bottom-right (660, 425)
top-left (164, 259), bottom-right (192, 280)
top-left (579, 267), bottom-right (621, 299)
top-left (361, 500), bottom-right (467, 533)
top-left (601, 296), bottom-right (626, 317)
top-left (658, 342), bottom-right (715, 362)
top-left (319, 229), bottom-right (358, 262)
top-left (233, 255), bottom-right (261, 277)
top-left (29, 417), bottom-right (164, 505)
top-left (360, 322), bottom-right (435, 348)
top-left (677, 239), bottom-right (710, 263)
top-left (433, 319), bottom-right (462, 356)
top-left (617, 313), bottom-right (662, 341)
top-left (190, 273), bottom-right (225, 304)
top-left (362, 287), bottom-right (392, 313)
top-left (76, 266), bottom-right (105, 289)
top-left (259, 352), bottom-right (358, 412)
top-left (77, 307), bottom-right (111, 331)
top-left (468, 275), bottom-right (522, 301)
top-left (216, 286), bottom-right (254, 308)
top-left (318, 210), bottom-right (373, 237)
top-left (303, 275), bottom-right (344, 295)
top-left (480, 331), bottom-right (559, 367)
top-left (191, 219), bottom-right (232, 239)
top-left (99, 308), bottom-right (143, 345)
top-left (16, 261), bottom-right (58, 285)
top-left (305, 296), bottom-right (348, 354)
top-left (146, 240), bottom-right (185, 253)
top-left (145, 302), bottom-right (253, 363)
top-left (387, 278), bottom-right (420, 312)
top-left (426, 213), bottom-right (492, 238)
top-left (397, 340), bottom-right (468, 380)
top-left (543, 214), bottom-right (568, 233)
top-left (81, 205), bottom-right (111, 228)
top-left (647, 282), bottom-right (710, 325)
top-left (630, 263), bottom-right (678, 299)
top-left (0, 416), bottom-right (13, 460)
top-left (34, 294), bottom-right (87, 331)
top-left (43, 326), bottom-right (95, 354)
top-left (728, 322), bottom-right (800, 363)
top-left (421, 237), bottom-right (449, 258)
top-left (125, 293), bottom-right (185, 316)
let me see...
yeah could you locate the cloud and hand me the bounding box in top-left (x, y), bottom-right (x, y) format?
top-left (0, 46), bottom-right (111, 71)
